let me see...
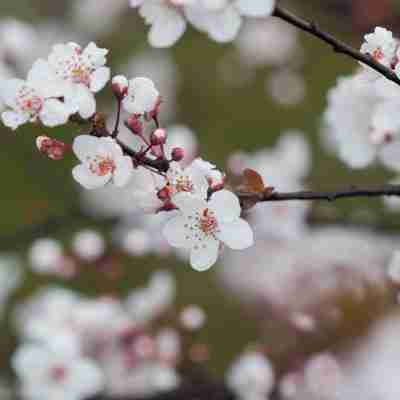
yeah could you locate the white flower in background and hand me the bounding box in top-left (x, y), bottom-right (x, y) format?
top-left (72, 135), bottom-right (133, 189)
top-left (235, 0), bottom-right (276, 17)
top-left (180, 305), bottom-right (206, 330)
top-left (14, 287), bottom-right (81, 344)
top-left (226, 351), bottom-right (275, 400)
top-left (387, 251), bottom-right (400, 284)
top-left (360, 27), bottom-right (397, 68)
top-left (126, 270), bottom-right (175, 324)
top-left (72, 0), bottom-right (128, 35)
top-left (13, 343), bottom-right (104, 400)
top-left (72, 230), bottom-right (105, 262)
top-left (163, 190), bottom-right (254, 271)
top-left (0, 255), bottom-right (21, 316)
top-left (47, 42), bottom-right (110, 119)
top-left (122, 77), bottom-right (160, 115)
top-left (132, 0), bottom-right (188, 48)
top-left (1, 60), bottom-right (71, 130)
top-left (323, 71), bottom-right (400, 171)
top-left (28, 238), bottom-right (63, 275)
top-left (131, 0), bottom-right (275, 47)
top-left (156, 328), bottom-right (181, 363)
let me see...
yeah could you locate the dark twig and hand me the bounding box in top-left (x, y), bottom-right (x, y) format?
top-left (237, 184), bottom-right (400, 203)
top-left (111, 99), bottom-right (122, 138)
top-left (273, 5), bottom-right (400, 86)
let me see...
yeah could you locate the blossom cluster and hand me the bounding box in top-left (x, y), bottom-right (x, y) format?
top-left (131, 0), bottom-right (276, 47)
top-left (323, 27), bottom-right (400, 171)
top-left (12, 271), bottom-right (208, 400)
top-left (0, 42), bottom-right (255, 271)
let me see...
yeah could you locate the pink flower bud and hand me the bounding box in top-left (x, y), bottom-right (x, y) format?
top-left (171, 147), bottom-right (184, 162)
top-left (150, 128), bottom-right (167, 146)
top-left (36, 135), bottom-right (68, 160)
top-left (125, 115), bottom-right (143, 135)
top-left (157, 187), bottom-right (170, 201)
top-left (111, 75), bottom-right (128, 100)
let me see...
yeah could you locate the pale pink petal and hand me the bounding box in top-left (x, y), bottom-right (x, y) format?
top-left (90, 67), bottom-right (110, 93)
top-left (113, 156), bottom-right (133, 187)
top-left (209, 190), bottom-right (241, 222)
top-left (163, 216), bottom-right (191, 248)
top-left (73, 135), bottom-right (100, 162)
top-left (40, 99), bottom-right (71, 127)
top-left (217, 219), bottom-right (254, 250)
top-left (1, 110), bottom-right (29, 130)
top-left (190, 238), bottom-right (219, 271)
top-left (1, 79), bottom-right (24, 108)
top-left (235, 0), bottom-right (275, 17)
top-left (72, 164), bottom-right (110, 189)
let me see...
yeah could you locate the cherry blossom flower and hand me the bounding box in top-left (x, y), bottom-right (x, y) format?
top-left (72, 135), bottom-right (133, 190)
top-left (226, 350), bottom-right (275, 400)
top-left (163, 190), bottom-right (254, 271)
top-left (47, 42), bottom-right (110, 119)
top-left (12, 343), bottom-right (104, 400)
top-left (1, 60), bottom-right (71, 130)
top-left (122, 77), bottom-right (160, 115)
top-left (360, 27), bottom-right (397, 68)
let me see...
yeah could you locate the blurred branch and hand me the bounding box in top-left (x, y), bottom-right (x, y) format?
top-left (273, 4), bottom-right (400, 86)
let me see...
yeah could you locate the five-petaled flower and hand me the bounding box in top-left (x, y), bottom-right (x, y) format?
top-left (72, 135), bottom-right (133, 189)
top-left (163, 190), bottom-right (254, 271)
top-left (122, 77), bottom-right (160, 115)
top-left (47, 42), bottom-right (110, 119)
top-left (1, 60), bottom-right (71, 130)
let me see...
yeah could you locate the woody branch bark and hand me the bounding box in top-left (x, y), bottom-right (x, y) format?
top-left (273, 5), bottom-right (400, 87)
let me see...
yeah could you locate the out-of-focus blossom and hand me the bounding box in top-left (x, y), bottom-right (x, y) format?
top-left (180, 305), bottom-right (206, 331)
top-left (28, 238), bottom-right (63, 275)
top-left (235, 19), bottom-right (301, 68)
top-left (266, 69), bottom-right (306, 106)
top-left (126, 270), bottom-right (176, 324)
top-left (131, 0), bottom-right (276, 47)
top-left (122, 77), bottom-right (160, 115)
top-left (228, 132), bottom-right (310, 240)
top-left (13, 343), bottom-right (104, 400)
top-left (0, 255), bottom-right (22, 317)
top-left (226, 350), bottom-right (275, 400)
top-left (71, 230), bottom-right (105, 262)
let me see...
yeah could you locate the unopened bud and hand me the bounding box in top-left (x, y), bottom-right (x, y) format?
top-left (157, 187), bottom-right (170, 201)
top-left (171, 147), bottom-right (184, 162)
top-left (36, 135), bottom-right (68, 160)
top-left (125, 115), bottom-right (143, 135)
top-left (112, 75), bottom-right (128, 100)
top-left (150, 128), bottom-right (167, 146)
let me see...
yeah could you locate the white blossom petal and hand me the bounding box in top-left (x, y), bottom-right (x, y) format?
top-left (163, 216), bottom-right (191, 248)
top-left (72, 164), bottom-right (111, 189)
top-left (39, 99), bottom-right (71, 127)
top-left (1, 110), bottom-right (29, 130)
top-left (190, 238), bottom-right (219, 271)
top-left (90, 67), bottom-right (110, 93)
top-left (217, 219), bottom-right (254, 250)
top-left (209, 190), bottom-right (241, 222)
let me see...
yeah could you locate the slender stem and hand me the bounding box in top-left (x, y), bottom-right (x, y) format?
top-left (237, 184), bottom-right (400, 203)
top-left (273, 5), bottom-right (400, 86)
top-left (112, 99), bottom-right (122, 138)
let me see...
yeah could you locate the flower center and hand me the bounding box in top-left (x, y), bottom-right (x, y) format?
top-left (198, 209), bottom-right (218, 236)
top-left (173, 175), bottom-right (194, 194)
top-left (50, 366), bottom-right (67, 382)
top-left (372, 48), bottom-right (384, 61)
top-left (17, 87), bottom-right (43, 117)
top-left (71, 66), bottom-right (91, 86)
top-left (88, 156), bottom-right (116, 176)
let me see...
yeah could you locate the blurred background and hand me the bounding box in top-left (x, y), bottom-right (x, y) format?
top-left (1, 1), bottom-right (400, 399)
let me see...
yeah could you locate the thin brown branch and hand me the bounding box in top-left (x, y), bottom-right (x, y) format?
top-left (273, 5), bottom-right (400, 86)
top-left (237, 184), bottom-right (400, 203)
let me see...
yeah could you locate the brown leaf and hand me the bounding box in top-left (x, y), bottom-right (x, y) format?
top-left (242, 168), bottom-right (265, 194)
